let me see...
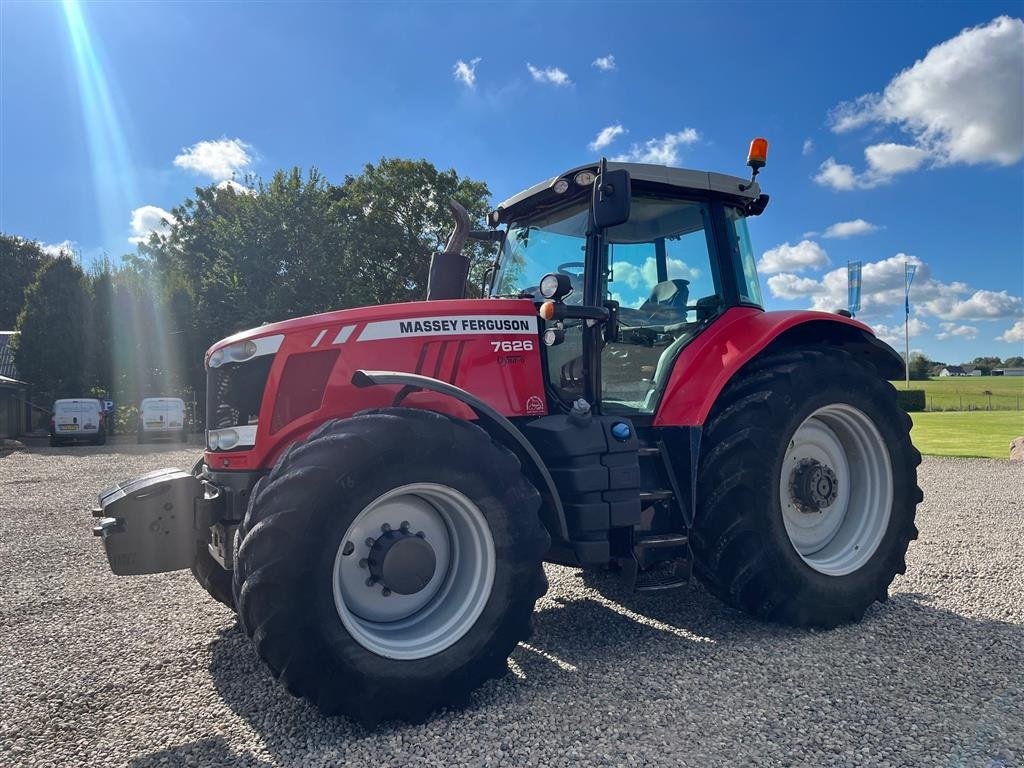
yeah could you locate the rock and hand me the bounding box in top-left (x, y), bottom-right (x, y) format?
top-left (1011, 436), bottom-right (1024, 461)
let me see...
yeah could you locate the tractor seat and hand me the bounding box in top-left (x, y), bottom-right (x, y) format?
top-left (638, 279), bottom-right (690, 315)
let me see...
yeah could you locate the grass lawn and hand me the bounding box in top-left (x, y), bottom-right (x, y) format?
top-left (890, 376), bottom-right (1024, 411)
top-left (910, 411), bottom-right (1024, 459)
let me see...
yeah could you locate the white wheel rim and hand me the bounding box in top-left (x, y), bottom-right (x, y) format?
top-left (779, 404), bottom-right (893, 576)
top-left (332, 483), bottom-right (495, 660)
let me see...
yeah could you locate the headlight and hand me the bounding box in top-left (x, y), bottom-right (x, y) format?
top-left (208, 340), bottom-right (258, 368)
top-left (574, 170), bottom-right (596, 187)
top-left (538, 272), bottom-right (573, 301)
top-left (552, 178), bottom-right (570, 194)
top-left (215, 429), bottom-right (239, 450)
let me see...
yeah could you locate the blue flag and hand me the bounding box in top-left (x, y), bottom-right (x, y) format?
top-left (848, 261), bottom-right (862, 315)
top-left (905, 263), bottom-right (917, 315)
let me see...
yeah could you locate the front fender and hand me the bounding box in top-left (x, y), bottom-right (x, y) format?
top-left (653, 308), bottom-right (901, 427)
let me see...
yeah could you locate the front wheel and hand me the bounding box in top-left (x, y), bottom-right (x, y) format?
top-left (692, 347), bottom-right (921, 628)
top-left (232, 408), bottom-right (549, 723)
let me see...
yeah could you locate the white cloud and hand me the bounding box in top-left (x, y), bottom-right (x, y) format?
top-left (40, 239), bottom-right (77, 257)
top-left (922, 289), bottom-right (1024, 321)
top-left (936, 322), bottom-right (979, 340)
top-left (612, 128), bottom-right (699, 165)
top-left (588, 124), bottom-right (626, 151)
top-left (174, 138), bottom-right (252, 180)
top-left (763, 252), bottom-right (1023, 325)
top-left (757, 240), bottom-right (829, 274)
top-left (766, 274), bottom-right (829, 301)
top-left (996, 320), bottom-right (1024, 343)
top-left (592, 55), bottom-right (616, 71)
top-left (814, 158), bottom-right (859, 191)
top-left (216, 179), bottom-right (255, 195)
top-left (802, 138), bottom-right (814, 156)
top-left (822, 219), bottom-right (879, 239)
top-left (129, 205), bottom-right (176, 245)
top-left (824, 16), bottom-right (1024, 186)
top-left (865, 143), bottom-right (928, 175)
top-left (453, 57), bottom-right (481, 88)
top-left (526, 63), bottom-right (571, 86)
top-left (815, 144), bottom-right (928, 190)
top-left (871, 318), bottom-right (930, 346)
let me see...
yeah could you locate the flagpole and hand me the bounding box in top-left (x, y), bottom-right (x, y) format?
top-left (904, 262), bottom-right (911, 387)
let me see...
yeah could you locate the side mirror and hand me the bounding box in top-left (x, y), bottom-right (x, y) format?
top-left (592, 166), bottom-right (631, 229)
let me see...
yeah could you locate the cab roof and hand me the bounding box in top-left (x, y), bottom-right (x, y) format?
top-left (492, 161), bottom-right (761, 225)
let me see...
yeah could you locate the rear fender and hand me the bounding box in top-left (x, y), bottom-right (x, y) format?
top-left (654, 308), bottom-right (902, 427)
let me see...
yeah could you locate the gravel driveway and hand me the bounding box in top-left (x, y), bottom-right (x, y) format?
top-left (1, 443), bottom-right (1021, 767)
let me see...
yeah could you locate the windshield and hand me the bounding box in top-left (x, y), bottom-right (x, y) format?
top-left (491, 201), bottom-right (589, 304)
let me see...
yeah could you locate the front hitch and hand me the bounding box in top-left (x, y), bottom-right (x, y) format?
top-left (92, 468), bottom-right (222, 576)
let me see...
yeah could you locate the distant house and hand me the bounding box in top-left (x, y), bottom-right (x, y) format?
top-left (968, 369), bottom-right (983, 376)
top-left (994, 368), bottom-right (1024, 377)
top-left (939, 366), bottom-right (967, 377)
top-left (0, 331), bottom-right (17, 379)
top-left (0, 332), bottom-right (29, 439)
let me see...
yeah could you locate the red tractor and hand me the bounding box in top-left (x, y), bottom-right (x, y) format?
top-left (93, 142), bottom-right (921, 724)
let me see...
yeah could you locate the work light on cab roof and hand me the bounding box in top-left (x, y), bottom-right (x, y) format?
top-left (91, 136), bottom-right (920, 727)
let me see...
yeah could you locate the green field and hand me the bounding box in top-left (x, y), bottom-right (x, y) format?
top-left (909, 411), bottom-right (1024, 458)
top-left (890, 376), bottom-right (1024, 411)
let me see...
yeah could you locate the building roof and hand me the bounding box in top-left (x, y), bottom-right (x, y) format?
top-left (943, 365), bottom-right (966, 374)
top-left (0, 331), bottom-right (18, 379)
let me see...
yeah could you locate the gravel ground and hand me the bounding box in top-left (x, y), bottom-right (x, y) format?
top-left (1, 442), bottom-right (1022, 767)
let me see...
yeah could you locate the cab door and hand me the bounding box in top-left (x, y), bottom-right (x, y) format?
top-left (600, 198), bottom-right (723, 413)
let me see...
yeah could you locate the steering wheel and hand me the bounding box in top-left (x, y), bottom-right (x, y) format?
top-left (557, 261), bottom-right (586, 279)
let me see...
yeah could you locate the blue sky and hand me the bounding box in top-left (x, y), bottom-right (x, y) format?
top-left (1, 1), bottom-right (1022, 362)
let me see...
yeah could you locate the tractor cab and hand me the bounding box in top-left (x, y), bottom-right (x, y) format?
top-left (487, 147), bottom-right (769, 416)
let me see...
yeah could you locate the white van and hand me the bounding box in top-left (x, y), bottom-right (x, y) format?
top-left (138, 397), bottom-right (188, 443)
top-left (50, 398), bottom-right (106, 446)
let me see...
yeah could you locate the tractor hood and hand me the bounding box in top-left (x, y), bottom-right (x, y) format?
top-left (204, 298), bottom-right (537, 366)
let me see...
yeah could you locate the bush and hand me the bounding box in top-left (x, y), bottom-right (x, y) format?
top-left (897, 389), bottom-right (926, 412)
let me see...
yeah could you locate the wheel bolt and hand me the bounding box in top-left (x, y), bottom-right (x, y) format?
top-left (365, 537), bottom-right (376, 547)
top-left (365, 577), bottom-right (376, 587)
top-left (381, 523), bottom-right (392, 533)
top-left (400, 521), bottom-right (410, 532)
top-left (358, 558), bottom-right (368, 568)
top-left (382, 588), bottom-right (392, 597)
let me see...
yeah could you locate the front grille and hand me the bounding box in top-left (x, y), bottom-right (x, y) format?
top-left (207, 356), bottom-right (274, 429)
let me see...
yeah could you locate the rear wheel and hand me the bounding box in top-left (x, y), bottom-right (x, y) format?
top-left (692, 347), bottom-right (921, 628)
top-left (232, 408), bottom-right (549, 723)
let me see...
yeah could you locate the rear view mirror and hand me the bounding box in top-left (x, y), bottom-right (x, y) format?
top-left (592, 167), bottom-right (631, 229)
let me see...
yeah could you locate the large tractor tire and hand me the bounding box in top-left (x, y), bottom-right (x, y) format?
top-left (189, 459), bottom-right (235, 609)
top-left (692, 346), bottom-right (921, 629)
top-left (232, 408), bottom-right (549, 724)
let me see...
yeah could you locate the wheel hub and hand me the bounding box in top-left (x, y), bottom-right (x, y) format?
top-left (368, 529), bottom-right (436, 595)
top-left (789, 458), bottom-right (839, 513)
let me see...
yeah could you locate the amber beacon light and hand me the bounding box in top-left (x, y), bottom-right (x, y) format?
top-left (747, 137), bottom-right (769, 170)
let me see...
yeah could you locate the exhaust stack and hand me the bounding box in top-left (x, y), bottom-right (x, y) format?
top-left (426, 199), bottom-right (471, 301)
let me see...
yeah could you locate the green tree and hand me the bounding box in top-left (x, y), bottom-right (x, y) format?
top-left (908, 352), bottom-right (933, 380)
top-left (1004, 356), bottom-right (1024, 368)
top-left (0, 235), bottom-right (52, 328)
top-left (333, 158), bottom-right (493, 305)
top-left (11, 256), bottom-right (87, 400)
